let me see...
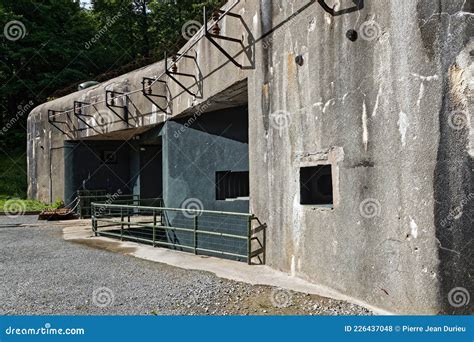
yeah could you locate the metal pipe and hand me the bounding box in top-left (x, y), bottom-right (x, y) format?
top-left (195, 247), bottom-right (246, 259)
top-left (120, 207), bottom-right (123, 241)
top-left (92, 208), bottom-right (97, 236)
top-left (153, 210), bottom-right (156, 247)
top-left (96, 231), bottom-right (248, 260)
top-left (247, 216), bottom-right (252, 265)
top-left (94, 218), bottom-right (248, 240)
top-left (194, 215), bottom-right (198, 255)
top-left (92, 203), bottom-right (252, 217)
top-left (91, 200), bottom-right (254, 263)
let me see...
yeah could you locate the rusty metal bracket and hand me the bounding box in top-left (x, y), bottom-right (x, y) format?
top-left (165, 51), bottom-right (202, 98)
top-left (141, 77), bottom-right (169, 113)
top-left (105, 90), bottom-right (130, 126)
top-left (47, 109), bottom-right (75, 140)
top-left (204, 7), bottom-right (245, 69)
top-left (318, 0), bottom-right (364, 16)
top-left (73, 101), bottom-right (104, 134)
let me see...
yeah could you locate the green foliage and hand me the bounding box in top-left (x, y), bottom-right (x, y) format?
top-left (0, 149), bottom-right (27, 198)
top-left (0, 198), bottom-right (62, 212)
top-left (148, 0), bottom-right (222, 56)
top-left (0, 0), bottom-right (222, 141)
top-left (0, 0), bottom-right (223, 199)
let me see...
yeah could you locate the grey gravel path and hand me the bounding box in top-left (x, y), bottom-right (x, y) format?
top-left (0, 216), bottom-right (372, 316)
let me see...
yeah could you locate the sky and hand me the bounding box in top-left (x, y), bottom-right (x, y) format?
top-left (78, 0), bottom-right (93, 10)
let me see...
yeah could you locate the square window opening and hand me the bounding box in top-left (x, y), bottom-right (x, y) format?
top-left (216, 171), bottom-right (249, 200)
top-left (300, 165), bottom-right (333, 205)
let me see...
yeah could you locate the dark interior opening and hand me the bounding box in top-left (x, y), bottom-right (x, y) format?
top-left (216, 171), bottom-right (249, 200)
top-left (300, 165), bottom-right (333, 205)
top-left (139, 144), bottom-right (163, 199)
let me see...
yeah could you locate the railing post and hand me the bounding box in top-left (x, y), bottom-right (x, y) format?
top-left (78, 198), bottom-right (82, 219)
top-left (160, 205), bottom-right (164, 225)
top-left (153, 210), bottom-right (156, 247)
top-left (120, 207), bottom-right (124, 241)
top-left (263, 219), bottom-right (266, 265)
top-left (92, 204), bottom-right (97, 237)
top-left (247, 216), bottom-right (252, 265)
top-left (193, 215), bottom-right (198, 255)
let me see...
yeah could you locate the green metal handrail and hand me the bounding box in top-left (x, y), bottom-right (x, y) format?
top-left (92, 202), bottom-right (253, 217)
top-left (91, 202), bottom-right (256, 264)
top-left (77, 194), bottom-right (143, 219)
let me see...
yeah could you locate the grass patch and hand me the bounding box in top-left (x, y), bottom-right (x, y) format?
top-left (0, 198), bottom-right (62, 213)
top-left (0, 149), bottom-right (63, 212)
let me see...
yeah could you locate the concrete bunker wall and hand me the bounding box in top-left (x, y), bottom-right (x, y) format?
top-left (26, 0), bottom-right (473, 314)
top-left (26, 0), bottom-right (251, 201)
top-left (248, 0), bottom-right (473, 314)
top-left (159, 106), bottom-right (250, 260)
top-left (163, 106), bottom-right (249, 213)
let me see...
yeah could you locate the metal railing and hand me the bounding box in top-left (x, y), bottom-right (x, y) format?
top-left (91, 203), bottom-right (262, 264)
top-left (77, 193), bottom-right (144, 219)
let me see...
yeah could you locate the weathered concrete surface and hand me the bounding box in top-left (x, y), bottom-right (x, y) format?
top-left (27, 1), bottom-right (251, 202)
top-left (27, 0), bottom-right (473, 314)
top-left (163, 106), bottom-right (249, 214)
top-left (248, 0), bottom-right (473, 314)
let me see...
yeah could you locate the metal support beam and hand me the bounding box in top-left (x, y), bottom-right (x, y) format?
top-left (47, 109), bottom-right (75, 140)
top-left (204, 7), bottom-right (245, 69)
top-left (318, 0), bottom-right (363, 16)
top-left (165, 52), bottom-right (201, 98)
top-left (73, 101), bottom-right (103, 134)
top-left (105, 90), bottom-right (130, 125)
top-left (141, 77), bottom-right (169, 113)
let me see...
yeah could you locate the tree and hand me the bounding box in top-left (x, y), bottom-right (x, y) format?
top-left (0, 0), bottom-right (225, 151)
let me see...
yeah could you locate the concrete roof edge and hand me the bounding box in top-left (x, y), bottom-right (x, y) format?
top-left (28, 59), bottom-right (166, 118)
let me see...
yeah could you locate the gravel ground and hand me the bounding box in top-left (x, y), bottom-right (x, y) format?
top-left (0, 216), bottom-right (372, 316)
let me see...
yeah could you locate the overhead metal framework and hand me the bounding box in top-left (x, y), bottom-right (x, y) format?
top-left (203, 7), bottom-right (249, 69)
top-left (73, 101), bottom-right (103, 134)
top-left (318, 0), bottom-right (363, 16)
top-left (47, 0), bottom-right (247, 138)
top-left (105, 90), bottom-right (129, 125)
top-left (141, 77), bottom-right (169, 113)
top-left (165, 51), bottom-right (202, 98)
top-left (47, 109), bottom-right (76, 140)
